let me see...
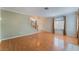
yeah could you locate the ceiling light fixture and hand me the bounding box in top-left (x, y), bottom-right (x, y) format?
top-left (44, 7), bottom-right (48, 10)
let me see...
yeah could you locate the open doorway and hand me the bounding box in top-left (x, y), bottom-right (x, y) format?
top-left (53, 16), bottom-right (66, 35)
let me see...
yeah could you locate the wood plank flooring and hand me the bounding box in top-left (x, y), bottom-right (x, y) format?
top-left (0, 31), bottom-right (79, 51)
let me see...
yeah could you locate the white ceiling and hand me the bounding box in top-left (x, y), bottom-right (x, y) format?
top-left (2, 7), bottom-right (78, 17)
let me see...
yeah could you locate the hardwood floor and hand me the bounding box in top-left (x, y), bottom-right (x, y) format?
top-left (0, 31), bottom-right (79, 51)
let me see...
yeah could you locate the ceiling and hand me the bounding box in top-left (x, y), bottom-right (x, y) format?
top-left (1, 7), bottom-right (78, 17)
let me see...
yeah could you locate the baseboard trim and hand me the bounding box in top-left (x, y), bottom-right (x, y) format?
top-left (0, 31), bottom-right (40, 41)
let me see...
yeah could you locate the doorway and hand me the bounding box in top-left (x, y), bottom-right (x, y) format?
top-left (53, 16), bottom-right (66, 35)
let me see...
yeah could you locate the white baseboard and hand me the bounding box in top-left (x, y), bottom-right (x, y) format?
top-left (0, 31), bottom-right (40, 41)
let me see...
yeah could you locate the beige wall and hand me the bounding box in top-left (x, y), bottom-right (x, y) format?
top-left (31, 16), bottom-right (53, 32)
top-left (44, 17), bottom-right (53, 32)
